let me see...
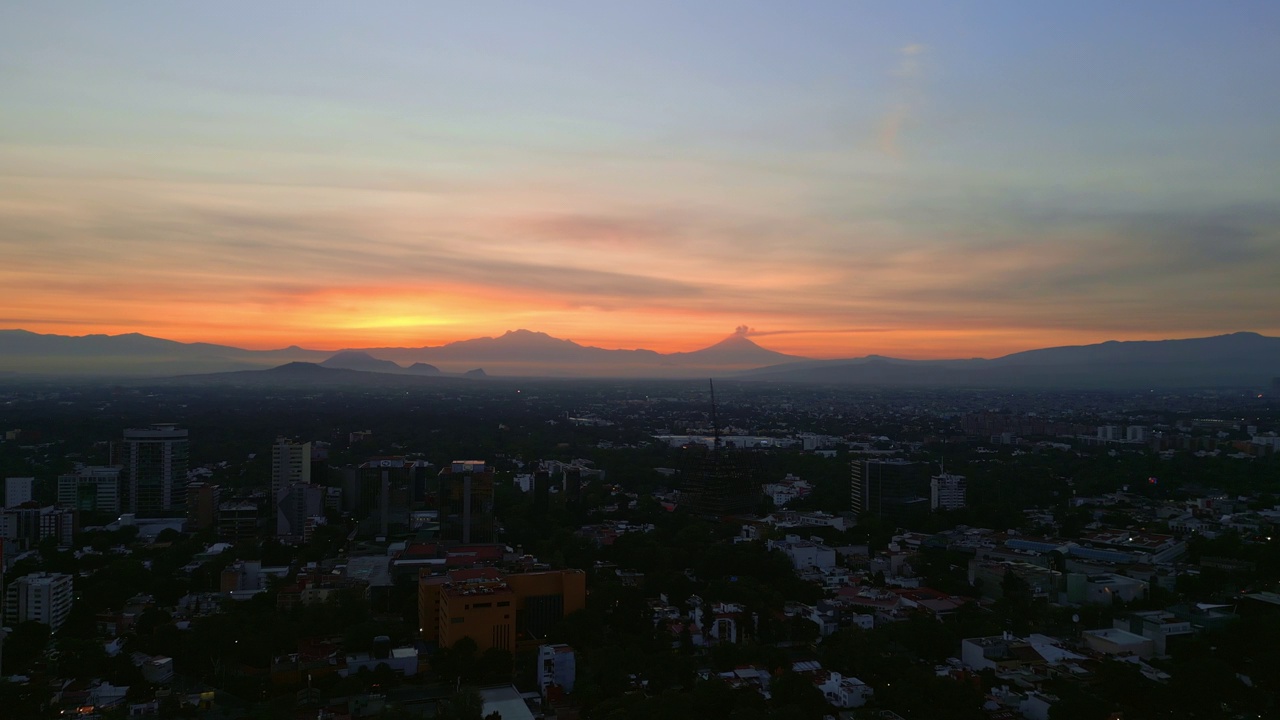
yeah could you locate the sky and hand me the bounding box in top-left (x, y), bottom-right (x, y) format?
top-left (2, 2), bottom-right (1278, 359)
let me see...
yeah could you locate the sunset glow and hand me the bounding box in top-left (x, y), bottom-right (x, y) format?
top-left (2, 3), bottom-right (1277, 359)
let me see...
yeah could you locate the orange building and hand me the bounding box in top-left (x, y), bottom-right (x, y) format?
top-left (420, 567), bottom-right (586, 651)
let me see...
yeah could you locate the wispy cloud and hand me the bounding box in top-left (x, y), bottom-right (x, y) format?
top-left (879, 43), bottom-right (928, 158)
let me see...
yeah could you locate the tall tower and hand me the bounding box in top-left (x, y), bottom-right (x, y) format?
top-left (436, 461), bottom-right (496, 544)
top-left (271, 437), bottom-right (312, 502)
top-left (113, 424), bottom-right (189, 514)
top-left (850, 458), bottom-right (930, 525)
top-left (681, 381), bottom-right (757, 518)
top-left (271, 438), bottom-right (310, 532)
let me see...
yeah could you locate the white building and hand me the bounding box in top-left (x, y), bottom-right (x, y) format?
top-left (768, 534), bottom-right (836, 571)
top-left (3, 571), bottom-right (74, 630)
top-left (814, 671), bottom-right (873, 708)
top-left (1097, 426), bottom-right (1122, 442)
top-left (4, 477), bottom-right (34, 508)
top-left (57, 466), bottom-right (121, 513)
top-left (271, 438), bottom-right (311, 496)
top-left (538, 643), bottom-right (576, 698)
top-left (1126, 426), bottom-right (1148, 442)
top-left (930, 473), bottom-right (967, 511)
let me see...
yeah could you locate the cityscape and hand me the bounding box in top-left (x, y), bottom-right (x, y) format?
top-left (3, 3), bottom-right (1280, 720)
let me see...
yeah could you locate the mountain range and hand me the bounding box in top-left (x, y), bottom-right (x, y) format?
top-left (0, 328), bottom-right (1276, 388)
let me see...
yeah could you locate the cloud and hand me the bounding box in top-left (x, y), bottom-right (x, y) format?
top-left (878, 43), bottom-right (928, 158)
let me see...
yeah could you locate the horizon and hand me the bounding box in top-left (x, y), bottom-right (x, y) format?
top-left (1, 324), bottom-right (1271, 362)
top-left (3, 3), bottom-right (1278, 359)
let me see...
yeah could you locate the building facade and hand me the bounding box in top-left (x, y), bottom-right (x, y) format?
top-left (930, 473), bottom-right (967, 511)
top-left (436, 461), bottom-right (496, 544)
top-left (57, 466), bottom-right (122, 514)
top-left (419, 568), bottom-right (586, 651)
top-left (112, 424), bottom-right (189, 514)
top-left (4, 477), bottom-right (34, 508)
top-left (851, 459), bottom-right (931, 524)
top-left (3, 572), bottom-right (74, 630)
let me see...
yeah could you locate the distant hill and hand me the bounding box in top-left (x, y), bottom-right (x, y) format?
top-left (149, 362), bottom-right (463, 388)
top-left (739, 332), bottom-right (1280, 388)
top-left (1, 327), bottom-right (1276, 387)
top-left (320, 351), bottom-right (407, 374)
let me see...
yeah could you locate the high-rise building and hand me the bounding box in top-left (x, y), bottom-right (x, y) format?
top-left (930, 473), bottom-right (967, 511)
top-left (1097, 426), bottom-right (1122, 442)
top-left (1, 505), bottom-right (76, 550)
top-left (113, 424), bottom-right (189, 514)
top-left (271, 438), bottom-right (311, 504)
top-left (850, 459), bottom-right (931, 524)
top-left (4, 477), bottom-right (34, 508)
top-left (57, 466), bottom-right (121, 514)
top-left (186, 481), bottom-right (220, 531)
top-left (345, 458), bottom-right (433, 537)
top-left (436, 461), bottom-right (496, 544)
top-left (680, 444), bottom-right (757, 518)
top-left (3, 571), bottom-right (74, 630)
top-left (277, 482), bottom-right (325, 537)
top-left (218, 502), bottom-right (259, 542)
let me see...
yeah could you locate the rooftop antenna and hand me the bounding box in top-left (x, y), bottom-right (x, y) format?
top-left (709, 379), bottom-right (721, 450)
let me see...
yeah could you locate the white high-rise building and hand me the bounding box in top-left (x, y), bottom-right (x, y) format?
top-left (271, 438), bottom-right (311, 534)
top-left (1097, 426), bottom-right (1122, 442)
top-left (271, 438), bottom-right (311, 499)
top-left (4, 477), bottom-right (34, 508)
top-left (3, 572), bottom-right (74, 630)
top-left (1126, 426), bottom-right (1148, 442)
top-left (930, 473), bottom-right (967, 511)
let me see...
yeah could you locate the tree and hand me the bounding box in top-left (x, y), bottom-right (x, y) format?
top-left (438, 688), bottom-right (484, 720)
top-left (2, 621), bottom-right (50, 675)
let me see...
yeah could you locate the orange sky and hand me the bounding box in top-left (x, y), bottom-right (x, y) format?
top-left (2, 5), bottom-right (1278, 359)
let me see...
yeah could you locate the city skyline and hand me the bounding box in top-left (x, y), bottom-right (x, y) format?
top-left (3, 3), bottom-right (1278, 359)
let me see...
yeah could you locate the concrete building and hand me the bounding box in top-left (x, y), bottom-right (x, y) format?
top-left (1082, 627), bottom-right (1154, 658)
top-left (277, 482), bottom-right (325, 538)
top-left (419, 568), bottom-right (586, 651)
top-left (271, 438), bottom-right (311, 518)
top-left (1097, 426), bottom-right (1122, 442)
top-left (538, 643), bottom-right (576, 698)
top-left (1126, 426), bottom-right (1148, 442)
top-left (271, 438), bottom-right (311, 488)
top-left (57, 466), bottom-right (121, 514)
top-left (850, 459), bottom-right (931, 524)
top-left (112, 424), bottom-right (189, 514)
top-left (1116, 611), bottom-right (1194, 656)
top-left (1065, 573), bottom-right (1147, 605)
top-left (346, 457), bottom-right (434, 537)
top-left (814, 671), bottom-right (873, 708)
top-left (3, 571), bottom-right (74, 630)
top-left (4, 477), bottom-right (34, 508)
top-left (0, 505), bottom-right (76, 550)
top-left (768, 534), bottom-right (837, 571)
top-left (436, 461), bottom-right (496, 544)
top-left (186, 482), bottom-right (220, 531)
top-left (930, 473), bottom-right (967, 511)
top-left (217, 502), bottom-right (258, 542)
